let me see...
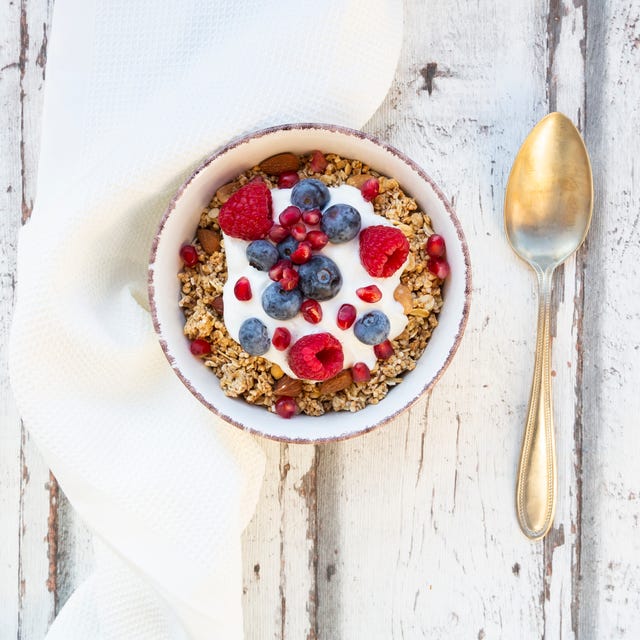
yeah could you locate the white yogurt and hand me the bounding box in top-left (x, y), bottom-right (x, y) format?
top-left (222, 184), bottom-right (408, 379)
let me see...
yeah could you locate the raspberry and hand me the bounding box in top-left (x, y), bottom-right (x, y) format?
top-left (359, 225), bottom-right (410, 277)
top-left (288, 333), bottom-right (344, 381)
top-left (218, 179), bottom-right (273, 240)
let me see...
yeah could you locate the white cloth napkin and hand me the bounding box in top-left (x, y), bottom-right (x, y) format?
top-left (9, 1), bottom-right (402, 637)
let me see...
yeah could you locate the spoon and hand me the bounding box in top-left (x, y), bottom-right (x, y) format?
top-left (504, 112), bottom-right (593, 540)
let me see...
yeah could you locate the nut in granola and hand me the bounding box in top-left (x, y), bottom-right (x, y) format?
top-left (319, 369), bottom-right (353, 394)
top-left (258, 152), bottom-right (300, 175)
top-left (273, 375), bottom-right (304, 397)
top-left (197, 228), bottom-right (221, 254)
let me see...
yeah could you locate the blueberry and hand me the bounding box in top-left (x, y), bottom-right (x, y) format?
top-left (262, 282), bottom-right (303, 320)
top-left (353, 311), bottom-right (390, 345)
top-left (320, 204), bottom-right (361, 243)
top-left (291, 178), bottom-right (330, 211)
top-left (276, 236), bottom-right (299, 259)
top-left (246, 240), bottom-right (279, 271)
top-left (298, 255), bottom-right (342, 301)
top-left (238, 318), bottom-right (270, 355)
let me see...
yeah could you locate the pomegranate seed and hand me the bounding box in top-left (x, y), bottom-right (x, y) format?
top-left (309, 150), bottom-right (328, 173)
top-left (290, 222), bottom-right (308, 242)
top-left (290, 241), bottom-right (312, 264)
top-left (428, 257), bottom-right (450, 279)
top-left (180, 244), bottom-right (198, 267)
top-left (351, 362), bottom-right (371, 383)
top-left (277, 171), bottom-right (300, 189)
top-left (272, 327), bottom-right (292, 351)
top-left (190, 338), bottom-right (211, 357)
top-left (360, 178), bottom-right (380, 202)
top-left (356, 285), bottom-right (382, 303)
top-left (337, 304), bottom-right (357, 330)
top-left (234, 277), bottom-right (252, 300)
top-left (374, 340), bottom-right (394, 360)
top-left (275, 396), bottom-right (297, 419)
top-left (306, 230), bottom-right (329, 250)
top-left (426, 234), bottom-right (446, 258)
top-left (269, 224), bottom-right (290, 243)
top-left (269, 259), bottom-right (292, 281)
top-left (279, 205), bottom-right (302, 227)
top-left (302, 209), bottom-right (321, 225)
top-left (279, 266), bottom-right (300, 291)
top-left (301, 299), bottom-right (323, 324)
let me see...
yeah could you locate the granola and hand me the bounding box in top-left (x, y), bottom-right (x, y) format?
top-left (178, 152), bottom-right (444, 416)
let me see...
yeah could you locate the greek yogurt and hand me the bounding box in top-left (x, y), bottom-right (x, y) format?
top-left (222, 184), bottom-right (408, 379)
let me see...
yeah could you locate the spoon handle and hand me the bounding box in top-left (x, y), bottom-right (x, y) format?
top-left (516, 267), bottom-right (557, 540)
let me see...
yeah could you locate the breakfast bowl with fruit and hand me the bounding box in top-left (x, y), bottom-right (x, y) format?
top-left (148, 124), bottom-right (471, 442)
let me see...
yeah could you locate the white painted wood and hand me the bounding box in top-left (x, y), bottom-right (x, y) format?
top-left (0, 1), bottom-right (58, 638)
top-left (2, 1), bottom-right (640, 639)
top-left (580, 2), bottom-right (640, 637)
top-left (242, 443), bottom-right (318, 639)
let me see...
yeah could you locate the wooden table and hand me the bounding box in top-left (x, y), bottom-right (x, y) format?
top-left (2, 1), bottom-right (639, 638)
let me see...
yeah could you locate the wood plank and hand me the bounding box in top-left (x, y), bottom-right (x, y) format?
top-left (316, 1), bottom-right (557, 637)
top-left (580, 1), bottom-right (640, 636)
top-left (0, 3), bottom-right (24, 636)
top-left (542, 1), bottom-right (587, 638)
top-left (242, 443), bottom-right (318, 639)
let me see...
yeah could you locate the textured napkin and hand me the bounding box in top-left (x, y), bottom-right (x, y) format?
top-left (9, 1), bottom-right (402, 637)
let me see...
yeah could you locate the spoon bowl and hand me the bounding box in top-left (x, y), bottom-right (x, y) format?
top-left (504, 112), bottom-right (593, 540)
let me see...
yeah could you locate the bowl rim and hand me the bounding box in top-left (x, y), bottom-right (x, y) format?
top-left (148, 122), bottom-right (472, 443)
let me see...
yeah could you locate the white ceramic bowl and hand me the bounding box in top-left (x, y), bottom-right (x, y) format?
top-left (149, 124), bottom-right (471, 442)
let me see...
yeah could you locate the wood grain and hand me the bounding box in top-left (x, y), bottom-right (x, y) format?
top-left (1, 1), bottom-right (640, 638)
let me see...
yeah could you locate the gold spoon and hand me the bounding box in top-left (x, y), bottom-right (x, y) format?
top-left (504, 112), bottom-right (593, 540)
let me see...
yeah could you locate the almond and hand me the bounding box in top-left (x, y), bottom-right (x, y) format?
top-left (197, 228), bottom-right (221, 254)
top-left (216, 181), bottom-right (239, 204)
top-left (211, 295), bottom-right (224, 315)
top-left (346, 173), bottom-right (375, 188)
top-left (319, 369), bottom-right (353, 394)
top-left (273, 375), bottom-right (303, 397)
top-left (258, 152), bottom-right (300, 175)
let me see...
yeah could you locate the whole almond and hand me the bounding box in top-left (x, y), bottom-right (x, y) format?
top-left (197, 228), bottom-right (221, 254)
top-left (346, 173), bottom-right (375, 188)
top-left (259, 152), bottom-right (300, 175)
top-left (319, 369), bottom-right (353, 395)
top-left (216, 181), bottom-right (239, 203)
top-left (273, 375), bottom-right (303, 397)
top-left (211, 295), bottom-right (224, 315)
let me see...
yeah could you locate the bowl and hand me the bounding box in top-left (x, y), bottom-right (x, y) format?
top-left (149, 124), bottom-right (471, 442)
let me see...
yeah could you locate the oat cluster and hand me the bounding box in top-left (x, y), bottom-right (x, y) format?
top-left (177, 152), bottom-right (444, 416)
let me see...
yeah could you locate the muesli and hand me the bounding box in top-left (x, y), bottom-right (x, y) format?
top-left (177, 150), bottom-right (450, 418)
